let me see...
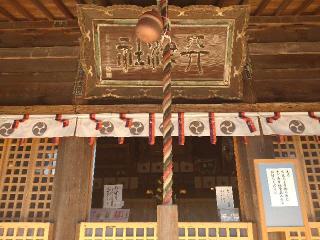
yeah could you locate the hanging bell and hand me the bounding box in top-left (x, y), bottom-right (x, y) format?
top-left (135, 9), bottom-right (164, 44)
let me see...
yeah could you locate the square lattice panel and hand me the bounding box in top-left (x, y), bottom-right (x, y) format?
top-left (300, 136), bottom-right (320, 220)
top-left (0, 138), bottom-right (58, 222)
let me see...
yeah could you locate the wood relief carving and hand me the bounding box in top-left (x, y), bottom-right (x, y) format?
top-left (78, 5), bottom-right (249, 100)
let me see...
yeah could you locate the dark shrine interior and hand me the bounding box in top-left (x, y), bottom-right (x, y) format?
top-left (91, 136), bottom-right (240, 221)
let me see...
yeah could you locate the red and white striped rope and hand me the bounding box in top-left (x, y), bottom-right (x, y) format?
top-left (159, 0), bottom-right (173, 205)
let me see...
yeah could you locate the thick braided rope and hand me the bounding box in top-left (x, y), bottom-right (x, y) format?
top-left (159, 0), bottom-right (173, 205)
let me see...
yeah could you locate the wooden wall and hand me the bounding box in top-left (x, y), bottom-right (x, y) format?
top-left (0, 14), bottom-right (319, 105)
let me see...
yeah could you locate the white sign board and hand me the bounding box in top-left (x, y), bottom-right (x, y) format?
top-left (90, 208), bottom-right (130, 222)
top-left (103, 184), bottom-right (124, 209)
top-left (215, 186), bottom-right (234, 209)
top-left (266, 168), bottom-right (298, 207)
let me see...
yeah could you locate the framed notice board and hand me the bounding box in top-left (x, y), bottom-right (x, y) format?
top-left (254, 159), bottom-right (310, 239)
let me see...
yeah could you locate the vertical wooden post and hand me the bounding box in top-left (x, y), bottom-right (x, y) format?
top-left (157, 205), bottom-right (178, 240)
top-left (234, 136), bottom-right (274, 240)
top-left (50, 137), bottom-right (94, 240)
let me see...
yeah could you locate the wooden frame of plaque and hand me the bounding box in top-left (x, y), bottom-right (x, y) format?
top-left (77, 4), bottom-right (249, 100)
top-left (254, 158), bottom-right (311, 240)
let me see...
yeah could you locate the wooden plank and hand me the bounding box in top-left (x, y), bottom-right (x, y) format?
top-left (255, 79), bottom-right (320, 102)
top-left (239, 0), bottom-right (249, 5)
top-left (217, 0), bottom-right (241, 7)
top-left (0, 102), bottom-right (319, 114)
top-left (0, 82), bottom-right (74, 105)
top-left (249, 15), bottom-right (320, 24)
top-left (0, 71), bottom-right (77, 83)
top-left (294, 0), bottom-right (314, 15)
top-left (251, 54), bottom-right (320, 69)
top-left (0, 58), bottom-right (78, 72)
top-left (0, 19), bottom-right (78, 29)
top-left (30, 0), bottom-right (55, 20)
top-left (253, 68), bottom-right (320, 81)
top-left (314, 6), bottom-right (320, 14)
top-left (195, 0), bottom-right (215, 4)
top-left (249, 42), bottom-right (320, 55)
top-left (0, 46), bottom-right (79, 59)
top-left (0, 105), bottom-right (76, 114)
top-left (2, 20), bottom-right (320, 49)
top-left (0, 6), bottom-right (18, 21)
top-left (52, 0), bottom-right (74, 19)
top-left (253, 0), bottom-right (272, 16)
top-left (274, 0), bottom-right (292, 16)
top-left (10, 0), bottom-right (36, 20)
top-left (50, 137), bottom-right (94, 240)
top-left (0, 28), bottom-right (80, 48)
top-left (248, 24), bottom-right (320, 43)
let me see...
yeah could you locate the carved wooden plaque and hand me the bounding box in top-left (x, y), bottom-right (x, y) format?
top-left (78, 5), bottom-right (249, 100)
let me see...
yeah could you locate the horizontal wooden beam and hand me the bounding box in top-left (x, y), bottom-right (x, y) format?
top-left (0, 71), bottom-right (77, 83)
top-left (249, 42), bottom-right (320, 55)
top-left (0, 28), bottom-right (80, 48)
top-left (0, 58), bottom-right (78, 73)
top-left (0, 103), bottom-right (319, 114)
top-left (253, 68), bottom-right (320, 81)
top-left (0, 14), bottom-right (319, 30)
top-left (2, 21), bottom-right (319, 49)
top-left (249, 15), bottom-right (320, 24)
top-left (255, 79), bottom-right (320, 102)
top-left (0, 20), bottom-right (78, 29)
top-left (0, 82), bottom-right (73, 105)
top-left (0, 46), bottom-right (79, 59)
top-left (251, 54), bottom-right (320, 69)
top-left (248, 24), bottom-right (320, 43)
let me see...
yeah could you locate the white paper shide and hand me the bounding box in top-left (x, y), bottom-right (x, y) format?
top-left (266, 168), bottom-right (299, 207)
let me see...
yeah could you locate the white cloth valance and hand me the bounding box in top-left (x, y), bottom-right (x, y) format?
top-left (260, 112), bottom-right (320, 136)
top-left (0, 115), bottom-right (77, 138)
top-left (76, 113), bottom-right (261, 137)
top-left (0, 112), bottom-right (319, 138)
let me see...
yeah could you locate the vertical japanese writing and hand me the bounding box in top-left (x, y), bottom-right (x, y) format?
top-left (113, 35), bottom-right (212, 74)
top-left (116, 37), bottom-right (134, 73)
top-left (180, 35), bottom-right (209, 74)
top-left (266, 168), bottom-right (298, 207)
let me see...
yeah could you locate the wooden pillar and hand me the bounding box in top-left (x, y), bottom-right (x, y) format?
top-left (157, 205), bottom-right (178, 240)
top-left (50, 137), bottom-right (95, 240)
top-left (234, 136), bottom-right (274, 240)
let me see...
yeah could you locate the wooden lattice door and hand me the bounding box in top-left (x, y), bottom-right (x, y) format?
top-left (0, 138), bottom-right (58, 222)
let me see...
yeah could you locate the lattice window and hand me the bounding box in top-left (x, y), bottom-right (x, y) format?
top-left (0, 222), bottom-right (52, 240)
top-left (178, 222), bottom-right (254, 240)
top-left (299, 136), bottom-right (320, 220)
top-left (272, 136), bottom-right (298, 159)
top-left (78, 222), bottom-right (157, 240)
top-left (283, 229), bottom-right (306, 240)
top-left (0, 138), bottom-right (58, 222)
